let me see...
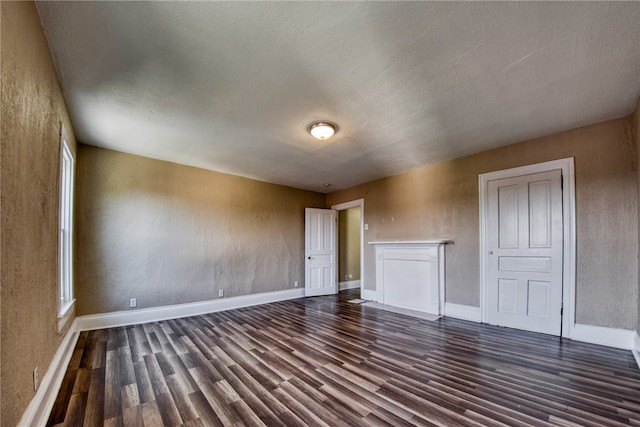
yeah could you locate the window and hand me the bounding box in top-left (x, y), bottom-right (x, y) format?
top-left (58, 125), bottom-right (75, 329)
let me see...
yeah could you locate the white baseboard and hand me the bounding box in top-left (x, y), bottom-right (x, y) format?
top-left (76, 288), bottom-right (305, 331)
top-left (444, 303), bottom-right (481, 323)
top-left (633, 333), bottom-right (640, 371)
top-left (18, 323), bottom-right (80, 427)
top-left (339, 280), bottom-right (361, 291)
top-left (361, 289), bottom-right (381, 303)
top-left (571, 323), bottom-right (636, 350)
top-left (441, 308), bottom-right (638, 355)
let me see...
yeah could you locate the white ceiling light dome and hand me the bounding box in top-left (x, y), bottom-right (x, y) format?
top-left (308, 122), bottom-right (337, 140)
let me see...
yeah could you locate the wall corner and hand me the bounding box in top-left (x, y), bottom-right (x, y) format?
top-left (634, 96), bottom-right (640, 335)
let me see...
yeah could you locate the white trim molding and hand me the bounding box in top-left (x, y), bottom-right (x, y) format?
top-left (444, 303), bottom-right (481, 323)
top-left (479, 158), bottom-right (576, 339)
top-left (56, 299), bottom-right (75, 333)
top-left (76, 288), bottom-right (305, 331)
top-left (361, 289), bottom-right (381, 303)
top-left (339, 280), bottom-right (361, 291)
top-left (634, 333), bottom-right (640, 371)
top-left (18, 324), bottom-right (80, 427)
top-left (571, 324), bottom-right (636, 350)
top-left (331, 198), bottom-right (365, 293)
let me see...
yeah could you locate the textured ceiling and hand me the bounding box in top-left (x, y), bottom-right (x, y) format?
top-left (36, 2), bottom-right (640, 193)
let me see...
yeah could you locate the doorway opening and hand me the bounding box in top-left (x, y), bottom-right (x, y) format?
top-left (332, 199), bottom-right (364, 299)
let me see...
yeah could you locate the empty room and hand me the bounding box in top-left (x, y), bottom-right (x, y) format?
top-left (3, 1), bottom-right (640, 426)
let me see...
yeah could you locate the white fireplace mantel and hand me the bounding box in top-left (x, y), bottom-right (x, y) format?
top-left (368, 240), bottom-right (451, 246)
top-left (368, 240), bottom-right (451, 315)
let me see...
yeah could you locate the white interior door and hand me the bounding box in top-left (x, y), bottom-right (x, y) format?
top-left (305, 208), bottom-right (337, 297)
top-left (486, 169), bottom-right (563, 335)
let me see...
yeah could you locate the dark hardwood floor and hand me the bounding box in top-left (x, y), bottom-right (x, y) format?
top-left (48, 289), bottom-right (640, 426)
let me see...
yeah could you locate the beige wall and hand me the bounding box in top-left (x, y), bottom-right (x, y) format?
top-left (338, 207), bottom-right (361, 282)
top-left (328, 117), bottom-right (638, 330)
top-left (0, 2), bottom-right (78, 426)
top-left (75, 146), bottom-right (325, 315)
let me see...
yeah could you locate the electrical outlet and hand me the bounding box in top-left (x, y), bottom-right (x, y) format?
top-left (218, 289), bottom-right (224, 297)
top-left (33, 367), bottom-right (39, 391)
top-left (348, 274), bottom-right (352, 279)
top-left (294, 280), bottom-right (299, 288)
top-left (129, 298), bottom-right (137, 308)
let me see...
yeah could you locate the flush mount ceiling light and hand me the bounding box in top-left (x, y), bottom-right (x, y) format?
top-left (308, 121), bottom-right (337, 140)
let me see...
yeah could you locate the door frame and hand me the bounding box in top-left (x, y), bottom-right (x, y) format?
top-left (479, 158), bottom-right (576, 338)
top-left (331, 198), bottom-right (365, 294)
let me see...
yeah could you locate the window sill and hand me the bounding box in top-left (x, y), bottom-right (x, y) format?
top-left (57, 299), bottom-right (76, 333)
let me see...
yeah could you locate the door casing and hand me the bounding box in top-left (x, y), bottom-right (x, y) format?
top-left (479, 158), bottom-right (576, 339)
top-left (331, 199), bottom-right (365, 294)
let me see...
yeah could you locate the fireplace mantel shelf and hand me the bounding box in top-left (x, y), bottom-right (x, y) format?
top-left (368, 240), bottom-right (452, 246)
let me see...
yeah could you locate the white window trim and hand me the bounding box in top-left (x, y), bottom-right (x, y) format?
top-left (58, 125), bottom-right (76, 331)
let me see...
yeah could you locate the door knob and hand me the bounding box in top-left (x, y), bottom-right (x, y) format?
top-left (488, 251), bottom-right (494, 255)
top-left (308, 256), bottom-right (312, 260)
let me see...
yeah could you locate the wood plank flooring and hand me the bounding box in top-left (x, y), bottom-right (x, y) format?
top-left (48, 289), bottom-right (640, 426)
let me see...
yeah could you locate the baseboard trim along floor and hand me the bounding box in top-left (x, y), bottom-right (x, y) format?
top-left (76, 288), bottom-right (305, 331)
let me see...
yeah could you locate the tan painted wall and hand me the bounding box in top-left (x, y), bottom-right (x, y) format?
top-left (328, 117), bottom-right (638, 330)
top-left (338, 207), bottom-right (361, 282)
top-left (1, 2), bottom-right (78, 425)
top-left (75, 146), bottom-right (325, 315)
